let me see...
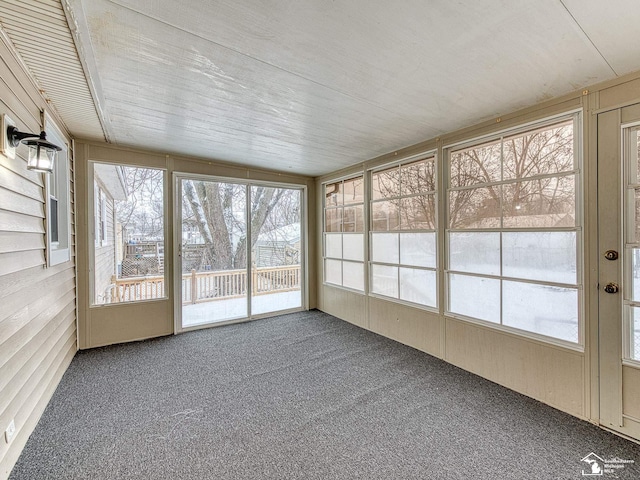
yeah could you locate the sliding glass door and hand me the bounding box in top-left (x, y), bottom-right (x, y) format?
top-left (180, 179), bottom-right (248, 327)
top-left (251, 186), bottom-right (302, 315)
top-left (177, 175), bottom-right (303, 329)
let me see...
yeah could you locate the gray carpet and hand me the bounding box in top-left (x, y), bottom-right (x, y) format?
top-left (10, 310), bottom-right (640, 479)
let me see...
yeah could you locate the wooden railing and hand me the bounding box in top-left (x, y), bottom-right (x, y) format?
top-left (107, 265), bottom-right (301, 304)
top-left (125, 242), bottom-right (163, 257)
top-left (109, 274), bottom-right (165, 303)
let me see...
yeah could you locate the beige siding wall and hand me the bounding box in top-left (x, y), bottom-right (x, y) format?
top-left (0, 37), bottom-right (77, 480)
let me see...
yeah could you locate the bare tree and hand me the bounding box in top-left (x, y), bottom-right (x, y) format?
top-left (450, 123), bottom-right (574, 228)
top-left (371, 160), bottom-right (436, 230)
top-left (115, 167), bottom-right (164, 239)
top-left (182, 181), bottom-right (296, 271)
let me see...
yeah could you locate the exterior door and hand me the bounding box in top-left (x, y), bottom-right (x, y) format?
top-left (175, 174), bottom-right (304, 332)
top-left (598, 103), bottom-right (640, 439)
top-left (79, 161), bottom-right (172, 348)
top-left (178, 177), bottom-right (249, 328)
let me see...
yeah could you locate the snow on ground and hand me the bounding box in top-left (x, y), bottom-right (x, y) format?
top-left (182, 272), bottom-right (640, 356)
top-left (182, 290), bottom-right (302, 327)
top-left (448, 268), bottom-right (578, 343)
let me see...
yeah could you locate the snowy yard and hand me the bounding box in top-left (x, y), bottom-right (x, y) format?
top-left (182, 290), bottom-right (302, 328)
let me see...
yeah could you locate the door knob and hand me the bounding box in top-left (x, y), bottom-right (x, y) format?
top-left (604, 250), bottom-right (619, 261)
top-left (604, 282), bottom-right (619, 294)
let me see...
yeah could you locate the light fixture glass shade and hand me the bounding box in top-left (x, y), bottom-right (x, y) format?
top-left (7, 127), bottom-right (62, 174)
top-left (27, 143), bottom-right (56, 173)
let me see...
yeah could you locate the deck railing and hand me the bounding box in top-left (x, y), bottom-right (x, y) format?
top-left (108, 265), bottom-right (300, 304)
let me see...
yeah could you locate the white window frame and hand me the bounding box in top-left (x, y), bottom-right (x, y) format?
top-left (622, 121), bottom-right (640, 365)
top-left (322, 174), bottom-right (366, 293)
top-left (44, 114), bottom-right (71, 267)
top-left (368, 152), bottom-right (439, 311)
top-left (443, 110), bottom-right (584, 350)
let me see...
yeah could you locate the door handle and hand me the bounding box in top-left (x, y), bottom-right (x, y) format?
top-left (604, 282), bottom-right (619, 294)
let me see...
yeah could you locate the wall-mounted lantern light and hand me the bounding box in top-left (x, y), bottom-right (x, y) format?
top-left (6, 125), bottom-right (62, 173)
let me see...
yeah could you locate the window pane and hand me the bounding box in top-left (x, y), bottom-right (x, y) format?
top-left (372, 200), bottom-right (400, 231)
top-left (629, 189), bottom-right (640, 243)
top-left (449, 232), bottom-right (500, 276)
top-left (502, 281), bottom-right (578, 343)
top-left (343, 261), bottom-right (364, 291)
top-left (325, 182), bottom-right (343, 206)
top-left (249, 186), bottom-right (302, 317)
top-left (401, 158), bottom-right (435, 194)
top-left (631, 248), bottom-right (640, 302)
top-left (343, 234), bottom-right (364, 262)
top-left (371, 233), bottom-right (399, 264)
top-left (325, 259), bottom-right (342, 285)
top-left (325, 233), bottom-right (342, 259)
top-left (400, 268), bottom-right (436, 307)
top-left (450, 140), bottom-right (501, 188)
top-left (633, 128), bottom-right (640, 184)
top-left (325, 207), bottom-right (342, 232)
top-left (400, 194), bottom-right (436, 230)
top-left (47, 130), bottom-right (70, 266)
top-left (343, 205), bottom-right (364, 232)
top-left (631, 306), bottom-right (640, 361)
top-left (503, 232), bottom-right (576, 284)
top-left (371, 264), bottom-right (398, 298)
top-left (93, 165), bottom-right (165, 305)
top-left (343, 177), bottom-right (364, 205)
top-left (503, 121), bottom-right (574, 181)
top-left (50, 196), bottom-right (59, 243)
top-left (372, 167), bottom-right (400, 199)
top-left (400, 232), bottom-right (436, 268)
top-left (448, 273), bottom-right (500, 323)
top-left (502, 175), bottom-right (575, 228)
top-left (449, 187), bottom-right (500, 228)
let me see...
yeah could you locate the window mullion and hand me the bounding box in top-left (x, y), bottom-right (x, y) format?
top-left (446, 114), bottom-right (581, 344)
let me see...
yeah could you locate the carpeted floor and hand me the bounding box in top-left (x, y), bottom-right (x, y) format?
top-left (10, 310), bottom-right (640, 479)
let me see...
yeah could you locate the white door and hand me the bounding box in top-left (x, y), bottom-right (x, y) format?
top-left (598, 103), bottom-right (640, 439)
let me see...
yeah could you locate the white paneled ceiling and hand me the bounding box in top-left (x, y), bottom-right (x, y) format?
top-left (7, 1), bottom-right (640, 176)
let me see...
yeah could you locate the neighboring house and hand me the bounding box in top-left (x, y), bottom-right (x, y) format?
top-left (182, 220), bottom-right (205, 245)
top-left (253, 223), bottom-right (301, 267)
top-left (93, 163), bottom-right (127, 304)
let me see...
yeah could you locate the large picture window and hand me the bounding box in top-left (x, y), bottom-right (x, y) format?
top-left (446, 116), bottom-right (581, 344)
top-left (323, 176), bottom-right (365, 291)
top-left (369, 155), bottom-right (437, 307)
